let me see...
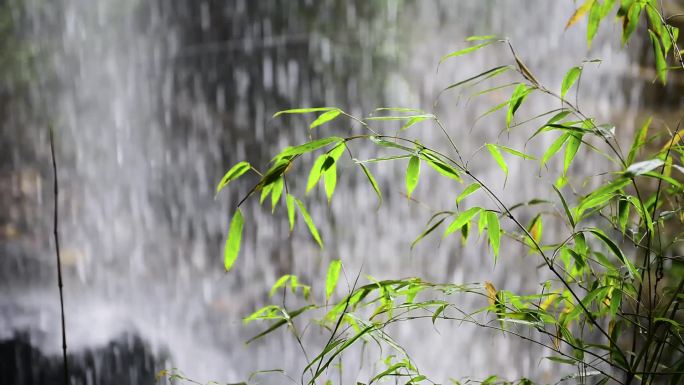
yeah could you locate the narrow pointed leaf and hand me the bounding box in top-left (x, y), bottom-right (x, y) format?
top-left (627, 117), bottom-right (651, 165)
top-left (307, 155), bottom-right (327, 194)
top-left (648, 30), bottom-right (667, 84)
top-left (566, 0), bottom-right (595, 29)
top-left (286, 193), bottom-right (296, 232)
top-left (310, 109), bottom-right (342, 129)
top-left (359, 164), bottom-right (383, 206)
top-left (444, 207), bottom-right (481, 237)
top-left (224, 209), bottom-right (245, 271)
top-left (326, 259), bottom-right (342, 301)
top-left (506, 84), bottom-right (529, 128)
top-left (561, 66), bottom-right (582, 100)
top-left (273, 107), bottom-right (336, 117)
top-left (279, 137), bottom-right (342, 158)
top-left (456, 183), bottom-right (481, 204)
top-left (295, 198), bottom-right (323, 248)
top-left (324, 162), bottom-right (337, 203)
top-left (564, 134), bottom-right (582, 175)
top-left (542, 133), bottom-right (570, 166)
top-left (406, 156), bottom-right (420, 198)
top-left (486, 211), bottom-right (501, 259)
top-left (270, 177), bottom-right (284, 212)
top-left (553, 185), bottom-right (576, 228)
top-left (216, 161), bottom-right (251, 196)
top-left (440, 41), bottom-right (493, 64)
top-left (485, 144), bottom-right (508, 176)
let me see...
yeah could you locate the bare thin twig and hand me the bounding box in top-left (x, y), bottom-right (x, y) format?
top-left (49, 126), bottom-right (69, 385)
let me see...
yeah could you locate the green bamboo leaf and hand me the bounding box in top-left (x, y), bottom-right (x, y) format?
top-left (627, 117), bottom-right (652, 165)
top-left (485, 144), bottom-right (508, 177)
top-left (224, 209), bottom-right (244, 271)
top-left (354, 154), bottom-right (412, 164)
top-left (411, 217), bottom-right (447, 249)
top-left (273, 107), bottom-right (336, 117)
top-left (270, 177), bottom-right (284, 212)
top-left (421, 153), bottom-right (463, 182)
top-left (309, 109), bottom-right (341, 129)
top-left (625, 158), bottom-right (664, 176)
top-left (648, 29), bottom-right (667, 84)
top-left (506, 84), bottom-right (530, 128)
top-left (260, 183), bottom-right (273, 205)
top-left (587, 3), bottom-right (601, 47)
top-left (269, 275), bottom-right (292, 297)
top-left (561, 66), bottom-right (582, 100)
top-left (486, 211), bottom-right (501, 259)
top-left (286, 193), bottom-right (296, 232)
top-left (552, 185), bottom-right (576, 228)
top-left (307, 155), bottom-right (327, 194)
top-left (358, 164), bottom-right (383, 206)
top-left (622, 3), bottom-right (642, 44)
top-left (324, 162), bottom-right (337, 203)
top-left (618, 197), bottom-right (629, 234)
top-left (542, 133), bottom-right (570, 166)
top-left (440, 41), bottom-right (494, 64)
top-left (564, 134), bottom-right (582, 175)
top-left (456, 183), bottom-right (481, 204)
top-left (246, 305), bottom-right (315, 344)
top-left (406, 156), bottom-right (421, 198)
top-left (216, 161), bottom-right (251, 196)
top-left (442, 65), bottom-right (513, 92)
top-left (366, 114), bottom-right (434, 121)
top-left (295, 198), bottom-right (323, 249)
top-left (326, 259), bottom-right (342, 301)
top-left (466, 35), bottom-right (498, 41)
top-left (496, 144), bottom-right (537, 160)
top-left (279, 137), bottom-right (342, 158)
top-left (444, 207), bottom-right (482, 237)
top-left (588, 228), bottom-right (636, 277)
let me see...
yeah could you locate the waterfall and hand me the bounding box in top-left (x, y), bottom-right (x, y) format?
top-left (0, 1), bottom-right (643, 383)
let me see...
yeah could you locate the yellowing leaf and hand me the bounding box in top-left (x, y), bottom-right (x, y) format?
top-left (485, 281), bottom-right (497, 307)
top-left (566, 0), bottom-right (596, 30)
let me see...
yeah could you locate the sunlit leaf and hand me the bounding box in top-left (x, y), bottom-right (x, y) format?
top-left (564, 134), bottom-right (582, 175)
top-left (406, 156), bottom-right (421, 198)
top-left (528, 214), bottom-right (543, 245)
top-left (307, 155), bottom-right (327, 194)
top-left (542, 133), bottom-right (570, 166)
top-left (485, 144), bottom-right (508, 177)
top-left (561, 66), bottom-right (582, 100)
top-left (466, 35), bottom-right (498, 41)
top-left (506, 83), bottom-right (530, 128)
top-left (326, 259), bottom-right (342, 301)
top-left (440, 41), bottom-right (494, 64)
top-left (279, 137), bottom-right (342, 158)
top-left (224, 209), bottom-right (244, 271)
top-left (216, 161), bottom-right (251, 196)
top-left (456, 183), bottom-right (481, 204)
top-left (627, 117), bottom-right (651, 165)
top-left (359, 163), bottom-right (383, 207)
top-left (270, 177), bottom-right (284, 212)
top-left (486, 211), bottom-right (501, 260)
top-left (324, 162), bottom-right (337, 203)
top-left (309, 109), bottom-right (341, 129)
top-left (273, 107), bottom-right (336, 117)
top-left (286, 193), bottom-right (296, 232)
top-left (588, 228), bottom-right (636, 278)
top-left (269, 275), bottom-right (292, 297)
top-left (295, 198), bottom-right (323, 249)
top-left (444, 207), bottom-right (482, 237)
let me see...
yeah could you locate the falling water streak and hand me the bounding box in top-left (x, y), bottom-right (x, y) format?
top-left (0, 1), bottom-right (652, 383)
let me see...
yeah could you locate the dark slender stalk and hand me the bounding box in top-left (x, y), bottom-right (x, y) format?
top-left (50, 126), bottom-right (69, 385)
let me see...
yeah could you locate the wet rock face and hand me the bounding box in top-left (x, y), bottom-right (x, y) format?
top-left (0, 332), bottom-right (167, 385)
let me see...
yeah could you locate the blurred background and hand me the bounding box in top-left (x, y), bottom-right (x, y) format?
top-left (0, 1), bottom-right (682, 384)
